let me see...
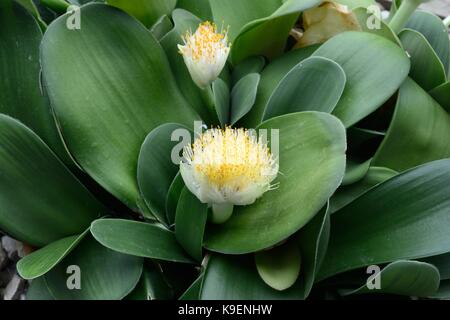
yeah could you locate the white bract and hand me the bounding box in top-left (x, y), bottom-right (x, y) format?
top-left (178, 22), bottom-right (230, 89)
top-left (180, 127), bottom-right (279, 224)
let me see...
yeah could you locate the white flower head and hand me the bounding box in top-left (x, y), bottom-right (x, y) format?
top-left (180, 127), bottom-right (279, 223)
top-left (178, 21), bottom-right (231, 89)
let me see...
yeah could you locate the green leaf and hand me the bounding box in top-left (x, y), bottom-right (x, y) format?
top-left (44, 235), bottom-right (143, 300)
top-left (263, 56), bottom-right (346, 121)
top-left (209, 0), bottom-right (280, 41)
top-left (212, 78), bottom-right (230, 126)
top-left (26, 277), bottom-right (54, 300)
top-left (0, 0), bottom-right (70, 165)
top-left (399, 29), bottom-right (446, 91)
top-left (150, 15), bottom-right (173, 40)
top-left (165, 172), bottom-right (185, 225)
top-left (0, 115), bottom-right (104, 247)
top-left (240, 45), bottom-right (318, 128)
top-left (126, 262), bottom-right (173, 300)
top-left (297, 204), bottom-right (330, 298)
top-left (255, 241), bottom-right (301, 291)
top-left (175, 188), bottom-right (208, 261)
top-left (335, 0), bottom-right (375, 9)
top-left (232, 56), bottom-right (266, 85)
top-left (341, 159), bottom-right (372, 186)
top-left (15, 0), bottom-right (47, 30)
top-left (429, 280), bottom-right (450, 299)
top-left (106, 0), bottom-right (176, 27)
top-left (180, 275), bottom-right (203, 300)
top-left (17, 230), bottom-right (89, 280)
top-left (318, 159), bottom-right (450, 281)
top-left (372, 78), bottom-right (450, 172)
top-left (422, 253), bottom-right (450, 281)
top-left (406, 11), bottom-right (450, 75)
top-left (330, 166), bottom-right (398, 214)
top-left (205, 111), bottom-right (346, 254)
top-left (430, 82), bottom-right (450, 113)
top-left (160, 9), bottom-right (213, 122)
top-left (91, 219), bottom-right (194, 263)
top-left (230, 73), bottom-right (260, 125)
top-left (341, 260), bottom-right (440, 297)
top-left (200, 254), bottom-right (303, 299)
top-left (230, 0), bottom-right (322, 64)
top-left (176, 0), bottom-right (212, 21)
top-left (41, 4), bottom-right (200, 211)
top-left (312, 32), bottom-right (410, 127)
top-left (138, 123), bottom-right (189, 222)
top-left (353, 7), bottom-right (401, 45)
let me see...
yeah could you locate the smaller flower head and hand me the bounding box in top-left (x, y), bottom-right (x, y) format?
top-left (178, 21), bottom-right (230, 89)
top-left (180, 127), bottom-right (278, 223)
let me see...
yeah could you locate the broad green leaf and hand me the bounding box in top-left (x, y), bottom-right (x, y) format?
top-left (240, 45), bottom-right (318, 127)
top-left (176, 0), bottom-right (212, 20)
top-left (312, 32), bottom-right (410, 127)
top-left (353, 7), bottom-right (401, 45)
top-left (430, 280), bottom-right (450, 300)
top-left (255, 241), bottom-right (302, 291)
top-left (422, 253), bottom-right (450, 280)
top-left (406, 11), bottom-right (450, 74)
top-left (137, 123), bottom-right (189, 222)
top-left (150, 15), bottom-right (173, 40)
top-left (330, 166), bottom-right (398, 213)
top-left (91, 219), bottom-right (194, 263)
top-left (212, 78), bottom-right (230, 126)
top-left (15, 0), bottom-right (47, 30)
top-left (372, 78), bottom-right (450, 172)
top-left (318, 159), bottom-right (450, 280)
top-left (230, 0), bottom-right (322, 64)
top-left (175, 188), bottom-right (208, 261)
top-left (263, 56), bottom-right (346, 120)
top-left (41, 4), bottom-right (200, 212)
top-left (209, 0), bottom-right (280, 41)
top-left (230, 73), bottom-right (260, 125)
top-left (0, 0), bottom-right (70, 164)
top-left (342, 159), bottom-right (372, 186)
top-left (180, 275), bottom-right (203, 300)
top-left (17, 230), bottom-right (89, 279)
top-left (298, 204), bottom-right (330, 298)
top-left (232, 56), bottom-right (266, 85)
top-left (205, 112), bottom-right (346, 254)
top-left (430, 82), bottom-right (450, 113)
top-left (160, 9), bottom-right (213, 122)
top-left (45, 236), bottom-right (143, 300)
top-left (26, 277), bottom-right (54, 300)
top-left (165, 172), bottom-right (185, 225)
top-left (341, 260), bottom-right (440, 297)
top-left (0, 115), bottom-right (104, 247)
top-left (200, 254), bottom-right (303, 299)
top-left (399, 29), bottom-right (446, 91)
top-left (107, 0), bottom-right (176, 27)
top-left (126, 262), bottom-right (173, 300)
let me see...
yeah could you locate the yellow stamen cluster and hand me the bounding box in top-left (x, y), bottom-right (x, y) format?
top-left (185, 128), bottom-right (276, 190)
top-left (180, 21), bottom-right (229, 62)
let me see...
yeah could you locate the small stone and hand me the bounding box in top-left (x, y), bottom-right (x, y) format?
top-left (3, 274), bottom-right (25, 300)
top-left (1, 236), bottom-right (24, 261)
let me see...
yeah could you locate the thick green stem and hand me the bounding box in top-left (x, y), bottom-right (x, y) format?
top-left (40, 0), bottom-right (69, 13)
top-left (388, 0), bottom-right (421, 34)
top-left (200, 85), bottom-right (220, 125)
top-left (211, 203), bottom-right (234, 224)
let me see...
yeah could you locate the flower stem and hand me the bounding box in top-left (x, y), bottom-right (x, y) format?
top-left (388, 0), bottom-right (421, 34)
top-left (211, 203), bottom-right (234, 224)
